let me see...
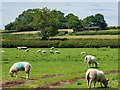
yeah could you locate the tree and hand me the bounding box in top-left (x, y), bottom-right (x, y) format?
top-left (94, 13), bottom-right (107, 30)
top-left (31, 7), bottom-right (59, 40)
top-left (65, 13), bottom-right (82, 29)
top-left (83, 13), bottom-right (108, 30)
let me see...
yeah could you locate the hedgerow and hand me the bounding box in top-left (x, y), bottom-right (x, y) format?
top-left (2, 39), bottom-right (119, 48)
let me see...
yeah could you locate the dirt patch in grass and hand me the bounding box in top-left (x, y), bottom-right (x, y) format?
top-left (2, 74), bottom-right (64, 89)
top-left (2, 69), bottom-right (119, 89)
top-left (41, 76), bottom-right (85, 88)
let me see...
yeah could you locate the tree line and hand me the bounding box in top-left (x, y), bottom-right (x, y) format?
top-left (5, 7), bottom-right (108, 40)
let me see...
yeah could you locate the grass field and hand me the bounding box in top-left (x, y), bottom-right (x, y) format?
top-left (1, 48), bottom-right (119, 89)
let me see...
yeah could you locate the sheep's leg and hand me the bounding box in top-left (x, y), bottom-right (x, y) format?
top-left (100, 80), bottom-right (103, 87)
top-left (87, 79), bottom-right (89, 88)
top-left (85, 63), bottom-right (88, 68)
top-left (26, 73), bottom-right (29, 80)
top-left (94, 81), bottom-right (96, 88)
top-left (15, 72), bottom-right (18, 78)
top-left (88, 79), bottom-right (92, 88)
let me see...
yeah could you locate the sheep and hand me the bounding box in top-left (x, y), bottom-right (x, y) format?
top-left (17, 46), bottom-right (27, 50)
top-left (9, 62), bottom-right (32, 80)
top-left (85, 68), bottom-right (109, 88)
top-left (50, 47), bottom-right (54, 50)
top-left (1, 50), bottom-right (5, 53)
top-left (81, 52), bottom-right (86, 54)
top-left (37, 50), bottom-right (41, 53)
top-left (50, 50), bottom-right (54, 54)
top-left (42, 50), bottom-right (47, 53)
top-left (25, 49), bottom-right (29, 52)
top-left (55, 50), bottom-right (60, 54)
top-left (84, 55), bottom-right (98, 68)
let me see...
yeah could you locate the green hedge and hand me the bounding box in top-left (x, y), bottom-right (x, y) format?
top-left (2, 39), bottom-right (119, 48)
top-left (75, 30), bottom-right (120, 35)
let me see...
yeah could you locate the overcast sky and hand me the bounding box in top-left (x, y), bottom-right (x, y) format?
top-left (1, 0), bottom-right (119, 29)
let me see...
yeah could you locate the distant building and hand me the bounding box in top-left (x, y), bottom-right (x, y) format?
top-left (58, 29), bottom-right (74, 33)
top-left (84, 26), bottom-right (100, 31)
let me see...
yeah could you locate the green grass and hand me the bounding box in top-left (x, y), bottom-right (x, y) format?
top-left (2, 48), bottom-right (119, 88)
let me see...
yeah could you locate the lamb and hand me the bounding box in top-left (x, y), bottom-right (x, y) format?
top-left (81, 52), bottom-right (86, 54)
top-left (50, 47), bottom-right (54, 50)
top-left (9, 62), bottom-right (32, 80)
top-left (85, 68), bottom-right (109, 88)
top-left (37, 50), bottom-right (41, 53)
top-left (50, 50), bottom-right (54, 54)
top-left (1, 50), bottom-right (5, 53)
top-left (17, 46), bottom-right (27, 50)
top-left (25, 49), bottom-right (29, 52)
top-left (42, 50), bottom-right (47, 53)
top-left (84, 55), bottom-right (98, 68)
top-left (55, 50), bottom-right (60, 54)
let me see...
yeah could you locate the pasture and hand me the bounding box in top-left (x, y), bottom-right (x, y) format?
top-left (2, 48), bottom-right (119, 89)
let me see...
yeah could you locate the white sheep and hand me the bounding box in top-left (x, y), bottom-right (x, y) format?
top-left (55, 50), bottom-right (60, 54)
top-left (50, 47), bottom-right (54, 50)
top-left (85, 68), bottom-right (109, 88)
top-left (17, 46), bottom-right (27, 50)
top-left (25, 49), bottom-right (29, 52)
top-left (9, 62), bottom-right (32, 80)
top-left (37, 50), bottom-right (41, 53)
top-left (84, 55), bottom-right (98, 68)
top-left (17, 47), bottom-right (22, 50)
top-left (1, 50), bottom-right (5, 53)
top-left (42, 50), bottom-right (47, 53)
top-left (50, 50), bottom-right (54, 54)
top-left (81, 52), bottom-right (86, 54)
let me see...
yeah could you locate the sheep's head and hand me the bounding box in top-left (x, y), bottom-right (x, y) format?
top-left (9, 71), bottom-right (14, 77)
top-left (103, 79), bottom-right (109, 87)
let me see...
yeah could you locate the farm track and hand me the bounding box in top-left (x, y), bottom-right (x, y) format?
top-left (2, 70), bottom-right (120, 89)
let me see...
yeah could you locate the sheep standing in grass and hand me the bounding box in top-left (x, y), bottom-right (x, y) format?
top-left (55, 50), bottom-right (60, 54)
top-left (42, 50), bottom-right (47, 53)
top-left (9, 62), bottom-right (32, 80)
top-left (50, 47), bottom-right (54, 50)
top-left (84, 55), bottom-right (98, 68)
top-left (50, 50), bottom-right (54, 54)
top-left (37, 50), bottom-right (41, 53)
top-left (81, 52), bottom-right (86, 54)
top-left (85, 68), bottom-right (109, 88)
top-left (17, 46), bottom-right (27, 50)
top-left (25, 49), bottom-right (29, 52)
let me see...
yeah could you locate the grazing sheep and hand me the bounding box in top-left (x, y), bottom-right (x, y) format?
top-left (50, 47), bottom-right (54, 50)
top-left (1, 50), bottom-right (5, 53)
top-left (9, 62), bottom-right (32, 80)
top-left (55, 50), bottom-right (60, 54)
top-left (81, 52), bottom-right (86, 54)
top-left (17, 47), bottom-right (22, 50)
top-left (17, 47), bottom-right (27, 50)
top-left (84, 55), bottom-right (98, 68)
top-left (85, 68), bottom-right (109, 88)
top-left (37, 50), bottom-right (41, 53)
top-left (50, 50), bottom-right (54, 54)
top-left (25, 49), bottom-right (29, 52)
top-left (42, 50), bottom-right (47, 53)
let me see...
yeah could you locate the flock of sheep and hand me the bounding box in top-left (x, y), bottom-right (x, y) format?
top-left (8, 47), bottom-right (109, 88)
top-left (17, 46), bottom-right (60, 54)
